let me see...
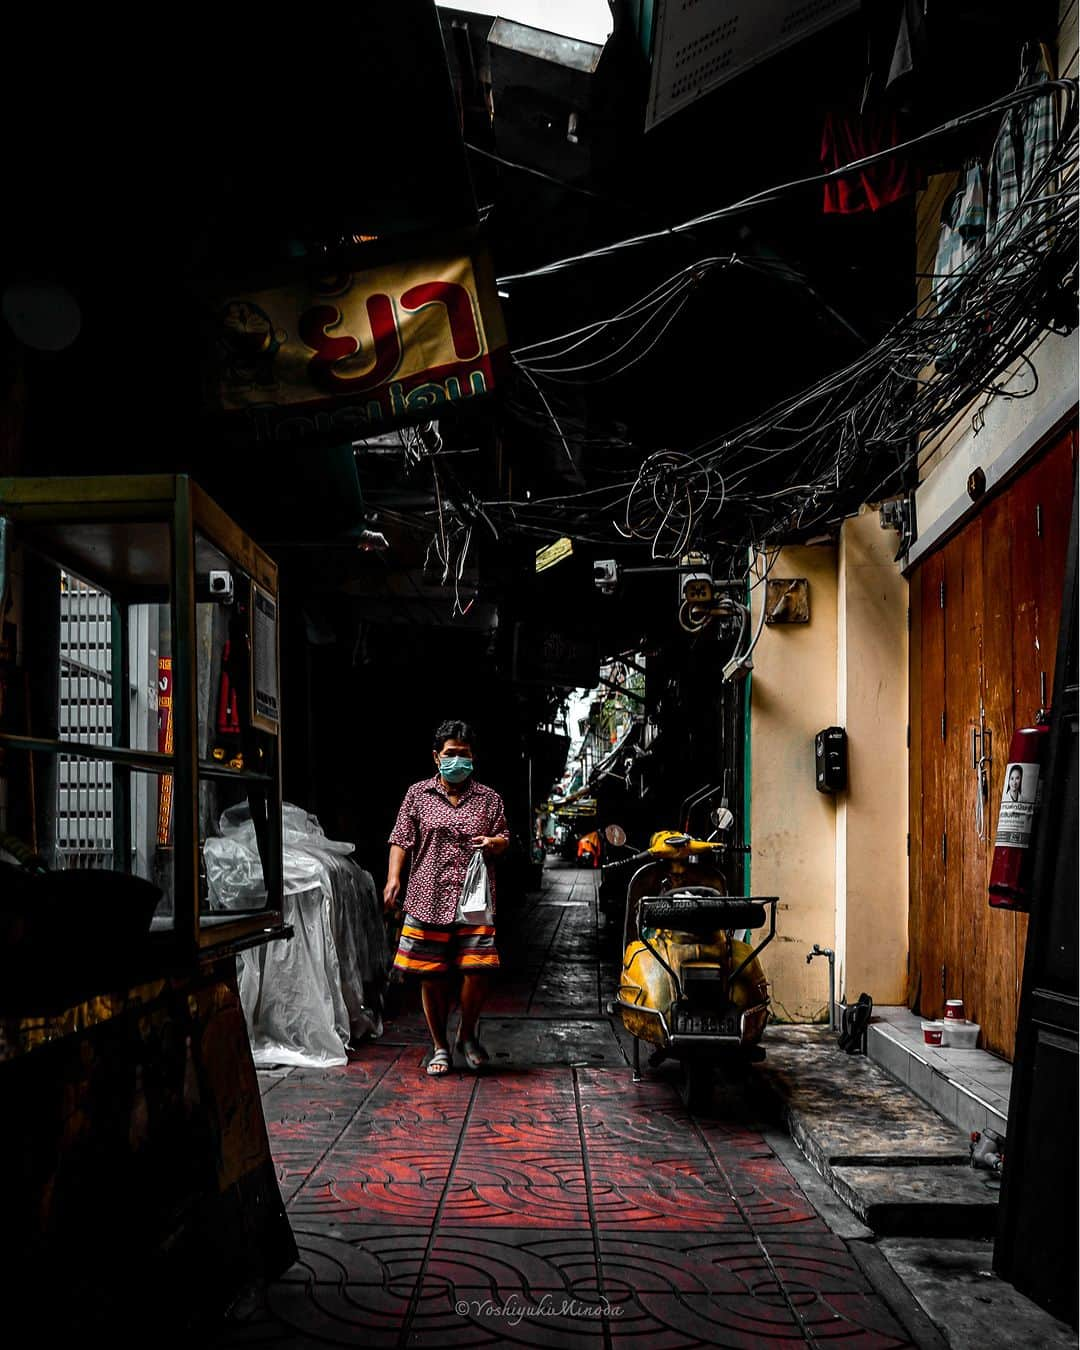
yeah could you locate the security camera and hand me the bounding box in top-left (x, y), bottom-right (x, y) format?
top-left (593, 560), bottom-right (619, 595)
top-left (679, 551), bottom-right (714, 606)
top-left (208, 570), bottom-right (235, 603)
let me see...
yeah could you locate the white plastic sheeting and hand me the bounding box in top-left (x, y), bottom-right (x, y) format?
top-left (204, 804), bottom-right (388, 1069)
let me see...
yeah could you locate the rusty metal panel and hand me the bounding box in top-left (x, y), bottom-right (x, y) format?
top-left (764, 577), bottom-right (809, 624)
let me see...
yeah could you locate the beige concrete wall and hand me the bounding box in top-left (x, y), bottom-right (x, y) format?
top-left (749, 526), bottom-right (909, 1022)
top-left (835, 509), bottom-right (909, 1007)
top-left (749, 544), bottom-right (838, 1023)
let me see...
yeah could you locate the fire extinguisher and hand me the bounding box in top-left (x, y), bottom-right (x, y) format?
top-left (988, 715), bottom-right (1050, 910)
top-left (216, 639), bottom-right (241, 738)
top-left (209, 639), bottom-right (245, 771)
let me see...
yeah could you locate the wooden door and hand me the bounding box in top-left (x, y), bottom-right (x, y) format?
top-left (979, 484), bottom-right (1021, 1052)
top-left (909, 425), bottom-right (1077, 1058)
top-left (910, 549), bottom-right (946, 1015)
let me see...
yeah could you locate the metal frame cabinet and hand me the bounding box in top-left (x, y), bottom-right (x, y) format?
top-left (0, 473), bottom-right (288, 958)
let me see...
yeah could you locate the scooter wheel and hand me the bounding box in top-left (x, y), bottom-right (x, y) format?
top-left (679, 1058), bottom-right (713, 1112)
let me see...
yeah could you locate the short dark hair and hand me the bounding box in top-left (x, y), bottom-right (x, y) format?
top-left (433, 719), bottom-right (476, 753)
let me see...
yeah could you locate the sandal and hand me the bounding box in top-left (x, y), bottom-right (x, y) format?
top-left (426, 1049), bottom-right (452, 1076)
top-left (455, 1036), bottom-right (489, 1070)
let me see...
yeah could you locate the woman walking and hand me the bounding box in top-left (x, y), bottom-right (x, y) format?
top-left (384, 720), bottom-right (509, 1075)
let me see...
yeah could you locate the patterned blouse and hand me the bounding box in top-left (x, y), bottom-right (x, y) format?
top-left (389, 775), bottom-right (509, 924)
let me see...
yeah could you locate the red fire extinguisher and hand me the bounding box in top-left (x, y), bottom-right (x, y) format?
top-left (988, 716), bottom-right (1050, 910)
top-left (209, 639), bottom-right (245, 770)
top-left (216, 639), bottom-right (241, 737)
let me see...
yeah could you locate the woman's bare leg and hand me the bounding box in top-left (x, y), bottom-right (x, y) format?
top-left (421, 977), bottom-right (452, 1051)
top-left (458, 972), bottom-right (489, 1042)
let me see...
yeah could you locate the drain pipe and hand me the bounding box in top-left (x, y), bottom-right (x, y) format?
top-left (806, 944), bottom-right (836, 1031)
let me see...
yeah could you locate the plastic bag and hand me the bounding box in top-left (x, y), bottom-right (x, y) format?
top-left (236, 884), bottom-right (350, 1068)
top-left (206, 802), bottom-right (386, 1067)
top-left (458, 849), bottom-right (490, 920)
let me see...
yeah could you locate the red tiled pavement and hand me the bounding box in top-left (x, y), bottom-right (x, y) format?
top-left (214, 863), bottom-right (917, 1347)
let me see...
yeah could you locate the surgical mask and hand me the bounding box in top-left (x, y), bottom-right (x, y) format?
top-left (439, 755), bottom-right (473, 784)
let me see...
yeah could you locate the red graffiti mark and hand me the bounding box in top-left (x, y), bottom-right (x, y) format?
top-left (401, 281), bottom-right (481, 361)
top-left (299, 294), bottom-right (401, 391)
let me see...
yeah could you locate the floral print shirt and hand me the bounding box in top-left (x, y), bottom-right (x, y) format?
top-left (389, 775), bottom-right (508, 924)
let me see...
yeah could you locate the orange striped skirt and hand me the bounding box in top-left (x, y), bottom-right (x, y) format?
top-left (393, 917), bottom-right (499, 976)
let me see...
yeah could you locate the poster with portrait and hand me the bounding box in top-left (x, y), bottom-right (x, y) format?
top-left (994, 761), bottom-right (1041, 849)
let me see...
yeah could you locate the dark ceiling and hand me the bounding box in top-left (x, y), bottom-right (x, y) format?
top-left (1, 0), bottom-right (1055, 666)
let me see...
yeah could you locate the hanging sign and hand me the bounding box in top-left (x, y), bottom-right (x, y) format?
top-left (511, 623), bottom-right (600, 689)
top-left (207, 251), bottom-right (507, 446)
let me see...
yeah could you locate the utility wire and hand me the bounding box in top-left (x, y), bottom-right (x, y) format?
top-left (466, 142), bottom-right (641, 210)
top-left (482, 83), bottom-right (1077, 565)
top-left (496, 80), bottom-right (1076, 286)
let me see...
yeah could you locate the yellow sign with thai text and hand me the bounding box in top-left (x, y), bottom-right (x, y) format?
top-left (209, 251), bottom-right (507, 445)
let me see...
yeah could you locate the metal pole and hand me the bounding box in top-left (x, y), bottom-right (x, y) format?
top-left (112, 599), bottom-right (131, 873)
top-left (172, 479), bottom-right (199, 956)
top-left (806, 944), bottom-right (837, 1030)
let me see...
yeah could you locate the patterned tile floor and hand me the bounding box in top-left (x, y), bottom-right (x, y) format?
top-left (215, 863), bottom-right (919, 1347)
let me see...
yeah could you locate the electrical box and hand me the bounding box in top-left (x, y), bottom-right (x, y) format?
top-left (815, 726), bottom-right (847, 794)
top-left (764, 577), bottom-right (809, 624)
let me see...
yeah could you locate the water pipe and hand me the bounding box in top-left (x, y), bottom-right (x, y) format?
top-left (806, 943), bottom-right (836, 1031)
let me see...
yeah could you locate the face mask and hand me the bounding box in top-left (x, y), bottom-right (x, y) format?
top-left (439, 755), bottom-right (473, 784)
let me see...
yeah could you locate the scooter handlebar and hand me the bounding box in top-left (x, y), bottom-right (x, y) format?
top-left (601, 850), bottom-right (655, 870)
top-left (602, 842), bottom-right (750, 870)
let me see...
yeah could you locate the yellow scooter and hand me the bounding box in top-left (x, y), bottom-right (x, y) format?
top-left (603, 814), bottom-right (778, 1108)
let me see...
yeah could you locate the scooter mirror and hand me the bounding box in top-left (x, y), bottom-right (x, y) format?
top-left (604, 824), bottom-right (627, 846)
top-left (712, 807), bottom-right (735, 831)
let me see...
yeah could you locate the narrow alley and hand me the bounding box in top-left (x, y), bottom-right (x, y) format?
top-left (2, 2), bottom-right (1077, 1339)
top-left (220, 862), bottom-right (928, 1348)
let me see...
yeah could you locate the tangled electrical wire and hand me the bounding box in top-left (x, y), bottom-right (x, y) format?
top-left (387, 420), bottom-right (495, 616)
top-left (615, 451), bottom-right (721, 559)
top-left (426, 460), bottom-right (476, 617)
top-left (483, 78), bottom-right (1078, 562)
top-left (516, 258), bottom-right (723, 386)
top-left (513, 255), bottom-right (816, 390)
top-left (399, 421), bottom-right (443, 469)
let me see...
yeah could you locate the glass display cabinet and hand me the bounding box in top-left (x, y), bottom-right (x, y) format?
top-left (0, 474), bottom-right (289, 970)
top-left (0, 476), bottom-right (298, 1331)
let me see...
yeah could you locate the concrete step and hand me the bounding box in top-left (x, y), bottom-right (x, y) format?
top-left (867, 1006), bottom-right (1011, 1140)
top-left (758, 1024), bottom-right (999, 1239)
top-left (831, 1165), bottom-right (1000, 1238)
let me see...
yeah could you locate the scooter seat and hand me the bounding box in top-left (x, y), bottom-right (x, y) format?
top-left (641, 891), bottom-right (768, 932)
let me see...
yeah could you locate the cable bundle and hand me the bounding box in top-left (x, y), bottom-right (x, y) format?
top-left (515, 259), bottom-right (729, 387)
top-left (615, 451), bottom-right (721, 560)
top-left (485, 79), bottom-right (1078, 568)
